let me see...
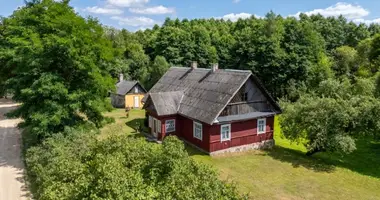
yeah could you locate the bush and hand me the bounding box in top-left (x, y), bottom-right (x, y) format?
top-left (26, 130), bottom-right (245, 200)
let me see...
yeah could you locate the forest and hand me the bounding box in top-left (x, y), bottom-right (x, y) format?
top-left (1, 0), bottom-right (380, 199)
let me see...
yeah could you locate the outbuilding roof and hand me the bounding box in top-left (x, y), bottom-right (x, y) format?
top-left (116, 81), bottom-right (146, 95)
top-left (144, 67), bottom-right (281, 125)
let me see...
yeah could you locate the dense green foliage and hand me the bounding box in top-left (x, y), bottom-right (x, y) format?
top-left (280, 78), bottom-right (380, 155)
top-left (0, 0), bottom-right (115, 139)
top-left (26, 127), bottom-right (244, 200)
top-left (105, 13), bottom-right (380, 99)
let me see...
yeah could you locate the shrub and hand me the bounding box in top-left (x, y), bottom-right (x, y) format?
top-left (26, 130), bottom-right (245, 200)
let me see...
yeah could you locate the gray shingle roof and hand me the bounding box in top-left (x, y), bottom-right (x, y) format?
top-left (150, 91), bottom-right (184, 116)
top-left (116, 81), bottom-right (146, 95)
top-left (146, 67), bottom-right (255, 124)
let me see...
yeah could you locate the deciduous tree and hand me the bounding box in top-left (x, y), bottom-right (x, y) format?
top-left (1, 0), bottom-right (114, 139)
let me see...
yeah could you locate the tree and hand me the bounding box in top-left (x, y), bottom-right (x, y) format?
top-left (332, 46), bottom-right (359, 77)
top-left (280, 96), bottom-right (356, 155)
top-left (280, 78), bottom-right (380, 155)
top-left (26, 129), bottom-right (245, 199)
top-left (0, 16), bottom-right (7, 97)
top-left (154, 26), bottom-right (194, 66)
top-left (356, 38), bottom-right (373, 76)
top-left (0, 0), bottom-right (114, 139)
top-left (145, 56), bottom-right (170, 89)
top-left (124, 42), bottom-right (150, 82)
top-left (369, 34), bottom-right (380, 72)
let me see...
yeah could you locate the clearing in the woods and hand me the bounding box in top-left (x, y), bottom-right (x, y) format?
top-left (102, 108), bottom-right (380, 200)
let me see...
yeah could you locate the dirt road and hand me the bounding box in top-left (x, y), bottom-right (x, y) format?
top-left (0, 99), bottom-right (28, 200)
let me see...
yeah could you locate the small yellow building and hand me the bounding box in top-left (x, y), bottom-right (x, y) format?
top-left (111, 79), bottom-right (147, 109)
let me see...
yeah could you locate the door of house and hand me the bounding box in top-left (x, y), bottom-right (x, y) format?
top-left (134, 96), bottom-right (139, 108)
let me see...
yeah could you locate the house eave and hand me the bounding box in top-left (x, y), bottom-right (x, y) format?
top-left (213, 111), bottom-right (277, 124)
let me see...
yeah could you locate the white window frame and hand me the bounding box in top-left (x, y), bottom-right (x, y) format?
top-left (165, 119), bottom-right (175, 133)
top-left (193, 121), bottom-right (203, 140)
top-left (257, 118), bottom-right (266, 134)
top-left (220, 124), bottom-right (231, 142)
top-left (134, 87), bottom-right (138, 93)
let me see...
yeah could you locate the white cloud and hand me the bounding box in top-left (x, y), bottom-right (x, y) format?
top-left (291, 2), bottom-right (369, 19)
top-left (233, 0), bottom-right (241, 3)
top-left (107, 0), bottom-right (149, 7)
top-left (217, 13), bottom-right (261, 22)
top-left (111, 16), bottom-right (157, 27)
top-left (353, 18), bottom-right (380, 24)
top-left (129, 5), bottom-right (175, 15)
top-left (84, 6), bottom-right (123, 15)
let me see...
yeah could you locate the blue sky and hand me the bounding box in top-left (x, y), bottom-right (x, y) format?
top-left (1, 0), bottom-right (380, 31)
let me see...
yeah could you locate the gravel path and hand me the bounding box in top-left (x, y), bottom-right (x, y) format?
top-left (0, 99), bottom-right (28, 200)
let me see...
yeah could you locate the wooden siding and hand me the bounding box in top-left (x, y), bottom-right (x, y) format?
top-left (177, 115), bottom-right (211, 152)
top-left (129, 85), bottom-right (145, 94)
top-left (145, 112), bottom-right (276, 153)
top-left (147, 110), bottom-right (178, 140)
top-left (221, 101), bottom-right (273, 116)
top-left (125, 94), bottom-right (145, 108)
top-left (209, 116), bottom-right (274, 152)
top-left (221, 78), bottom-right (275, 116)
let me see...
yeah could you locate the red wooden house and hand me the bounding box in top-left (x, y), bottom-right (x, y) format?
top-left (142, 62), bottom-right (282, 155)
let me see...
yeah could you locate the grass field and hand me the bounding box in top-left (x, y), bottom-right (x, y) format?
top-left (99, 108), bottom-right (147, 139)
top-left (102, 109), bottom-right (380, 200)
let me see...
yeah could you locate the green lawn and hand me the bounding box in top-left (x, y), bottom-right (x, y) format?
top-left (102, 109), bottom-right (380, 199)
top-left (100, 108), bottom-right (147, 139)
top-left (189, 118), bottom-right (380, 200)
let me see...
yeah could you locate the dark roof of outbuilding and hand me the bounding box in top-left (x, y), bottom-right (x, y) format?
top-left (116, 81), bottom-right (146, 95)
top-left (144, 67), bottom-right (280, 124)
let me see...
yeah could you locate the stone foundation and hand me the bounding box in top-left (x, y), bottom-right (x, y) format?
top-left (209, 139), bottom-right (275, 156)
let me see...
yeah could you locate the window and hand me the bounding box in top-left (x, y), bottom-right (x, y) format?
top-left (165, 119), bottom-right (175, 133)
top-left (134, 87), bottom-right (138, 93)
top-left (193, 121), bottom-right (203, 140)
top-left (220, 124), bottom-right (231, 141)
top-left (257, 118), bottom-right (266, 134)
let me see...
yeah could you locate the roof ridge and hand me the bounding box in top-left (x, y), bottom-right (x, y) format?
top-left (170, 66), bottom-right (252, 73)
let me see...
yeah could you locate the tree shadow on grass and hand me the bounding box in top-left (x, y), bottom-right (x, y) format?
top-left (184, 143), bottom-right (209, 156)
top-left (265, 138), bottom-right (380, 178)
top-left (125, 118), bottom-right (148, 134)
top-left (264, 145), bottom-right (335, 173)
top-left (314, 139), bottom-right (380, 178)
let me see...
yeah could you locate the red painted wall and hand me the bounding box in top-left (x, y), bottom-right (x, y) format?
top-left (146, 110), bottom-right (177, 140)
top-left (177, 115), bottom-right (211, 152)
top-left (146, 110), bottom-right (275, 153)
top-left (209, 116), bottom-right (274, 152)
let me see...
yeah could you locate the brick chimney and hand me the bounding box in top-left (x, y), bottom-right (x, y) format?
top-left (212, 63), bottom-right (219, 72)
top-left (191, 61), bottom-right (198, 69)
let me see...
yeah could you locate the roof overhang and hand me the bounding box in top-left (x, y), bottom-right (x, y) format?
top-left (214, 111), bottom-right (276, 124)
